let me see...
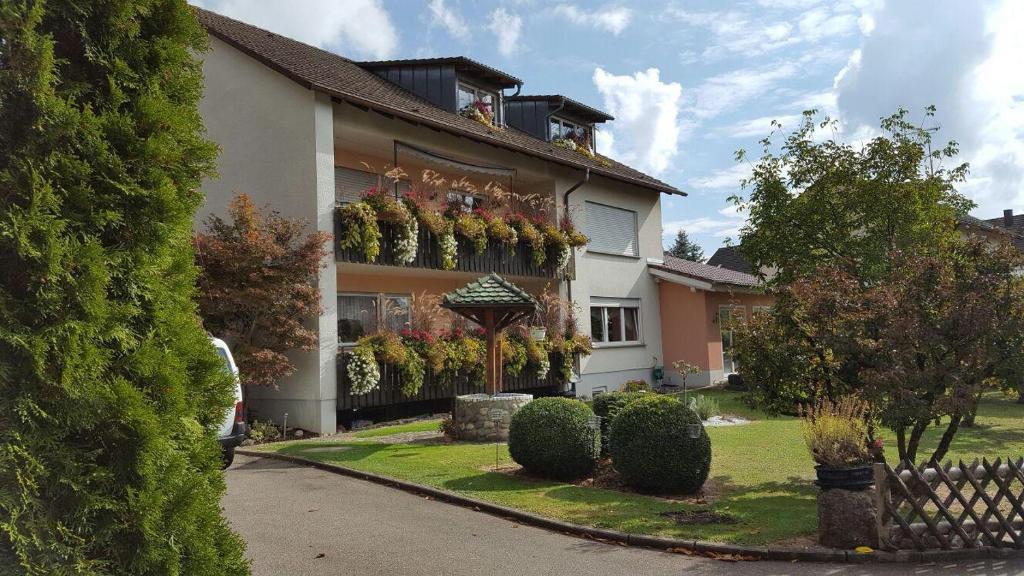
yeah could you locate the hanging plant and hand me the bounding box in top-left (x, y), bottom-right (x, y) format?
top-left (511, 216), bottom-right (546, 267)
top-left (394, 207), bottom-right (418, 265)
top-left (560, 214), bottom-right (589, 248)
top-left (439, 224), bottom-right (458, 270)
top-left (501, 335), bottom-right (528, 377)
top-left (337, 202), bottom-right (381, 262)
top-left (459, 99), bottom-right (495, 127)
top-left (347, 346), bottom-right (381, 395)
top-left (554, 244), bottom-right (571, 276)
top-left (417, 208), bottom-right (448, 236)
top-left (454, 213), bottom-right (488, 253)
top-left (477, 209), bottom-right (518, 250)
top-left (365, 192), bottom-right (419, 265)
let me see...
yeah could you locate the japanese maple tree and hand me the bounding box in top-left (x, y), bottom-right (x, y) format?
top-left (195, 194), bottom-right (330, 387)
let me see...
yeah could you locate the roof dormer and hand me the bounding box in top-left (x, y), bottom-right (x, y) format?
top-left (358, 57), bottom-right (521, 126)
top-left (504, 95), bottom-right (612, 153)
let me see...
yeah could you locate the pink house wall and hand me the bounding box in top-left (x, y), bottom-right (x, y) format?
top-left (658, 281), bottom-right (774, 385)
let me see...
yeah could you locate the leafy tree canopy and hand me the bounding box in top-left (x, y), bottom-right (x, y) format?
top-left (666, 229), bottom-right (705, 262)
top-left (0, 1), bottom-right (247, 573)
top-left (732, 107), bottom-right (973, 285)
top-left (195, 194), bottom-right (330, 388)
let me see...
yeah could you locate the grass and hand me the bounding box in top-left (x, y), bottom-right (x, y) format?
top-left (255, 390), bottom-right (1024, 546)
top-left (351, 419), bottom-right (441, 438)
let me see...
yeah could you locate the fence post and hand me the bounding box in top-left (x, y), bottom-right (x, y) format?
top-left (872, 462), bottom-right (892, 550)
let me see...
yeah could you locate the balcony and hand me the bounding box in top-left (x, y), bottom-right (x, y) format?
top-left (335, 218), bottom-right (574, 280)
top-left (336, 353), bottom-right (565, 410)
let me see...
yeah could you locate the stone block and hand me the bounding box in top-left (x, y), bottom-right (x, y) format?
top-left (817, 488), bottom-right (879, 550)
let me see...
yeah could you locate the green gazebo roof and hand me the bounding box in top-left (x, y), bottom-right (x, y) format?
top-left (442, 273), bottom-right (538, 309)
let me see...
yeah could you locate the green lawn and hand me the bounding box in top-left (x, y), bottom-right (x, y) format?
top-left (256, 390), bottom-right (1024, 546)
top-left (351, 419), bottom-right (441, 438)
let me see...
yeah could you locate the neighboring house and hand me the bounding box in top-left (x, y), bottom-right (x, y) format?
top-left (706, 245), bottom-right (754, 275)
top-left (649, 255), bottom-right (772, 388)
top-left (193, 8), bottom-right (683, 433)
top-left (962, 209), bottom-right (1024, 251)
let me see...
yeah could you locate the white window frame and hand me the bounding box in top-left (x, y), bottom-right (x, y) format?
top-left (337, 292), bottom-right (411, 347)
top-left (718, 305), bottom-right (745, 375)
top-left (457, 81), bottom-right (500, 124)
top-left (590, 298), bottom-right (643, 347)
top-left (584, 201), bottom-right (640, 258)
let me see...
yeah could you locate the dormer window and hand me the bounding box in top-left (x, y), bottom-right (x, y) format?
top-left (550, 117), bottom-right (593, 152)
top-left (458, 82), bottom-right (499, 125)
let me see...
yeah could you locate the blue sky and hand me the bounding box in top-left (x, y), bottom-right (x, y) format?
top-left (196, 0), bottom-right (1024, 258)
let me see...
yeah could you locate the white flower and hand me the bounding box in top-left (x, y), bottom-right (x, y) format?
top-left (347, 348), bottom-right (380, 395)
top-left (536, 354), bottom-right (550, 380)
top-left (554, 245), bottom-right (571, 276)
top-left (440, 231), bottom-right (458, 270)
top-left (395, 214), bottom-right (418, 265)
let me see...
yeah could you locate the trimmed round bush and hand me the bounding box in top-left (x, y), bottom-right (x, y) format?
top-left (508, 397), bottom-right (599, 480)
top-left (609, 395), bottom-right (711, 493)
top-left (592, 390), bottom-right (649, 456)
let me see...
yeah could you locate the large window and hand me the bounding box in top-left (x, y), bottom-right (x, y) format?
top-left (457, 82), bottom-right (498, 124)
top-left (549, 117), bottom-right (593, 150)
top-left (718, 305), bottom-right (745, 375)
top-left (590, 299), bottom-right (641, 345)
top-left (584, 201), bottom-right (639, 257)
top-left (338, 293), bottom-right (410, 345)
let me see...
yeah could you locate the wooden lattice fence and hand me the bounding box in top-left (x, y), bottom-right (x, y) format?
top-left (874, 458), bottom-right (1024, 551)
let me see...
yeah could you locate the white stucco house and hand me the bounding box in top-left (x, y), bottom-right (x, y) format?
top-left (193, 7), bottom-right (685, 434)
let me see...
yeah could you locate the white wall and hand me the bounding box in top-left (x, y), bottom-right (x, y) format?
top-left (566, 175), bottom-right (664, 397)
top-left (197, 37), bottom-right (338, 434)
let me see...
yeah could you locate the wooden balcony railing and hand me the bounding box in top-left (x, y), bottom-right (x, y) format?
top-left (335, 218), bottom-right (574, 280)
top-left (336, 353), bottom-right (566, 410)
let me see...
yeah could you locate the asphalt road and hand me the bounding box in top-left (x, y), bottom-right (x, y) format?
top-left (223, 454), bottom-right (1024, 576)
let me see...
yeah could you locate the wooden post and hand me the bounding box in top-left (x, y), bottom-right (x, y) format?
top-left (872, 463), bottom-right (892, 550)
top-left (496, 332), bottom-right (504, 394)
top-left (484, 309), bottom-right (496, 396)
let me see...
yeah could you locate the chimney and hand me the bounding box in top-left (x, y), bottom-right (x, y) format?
top-left (1005, 209), bottom-right (1015, 228)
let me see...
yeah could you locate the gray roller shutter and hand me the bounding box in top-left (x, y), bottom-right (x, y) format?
top-left (335, 167), bottom-right (410, 204)
top-left (584, 201), bottom-right (638, 257)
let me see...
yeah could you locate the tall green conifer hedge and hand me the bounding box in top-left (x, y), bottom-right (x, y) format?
top-left (0, 1), bottom-right (248, 573)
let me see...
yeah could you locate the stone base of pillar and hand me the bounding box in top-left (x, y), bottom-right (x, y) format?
top-left (453, 393), bottom-right (532, 442)
top-left (817, 488), bottom-right (880, 549)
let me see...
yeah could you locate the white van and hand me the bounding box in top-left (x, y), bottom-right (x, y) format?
top-left (212, 337), bottom-right (247, 468)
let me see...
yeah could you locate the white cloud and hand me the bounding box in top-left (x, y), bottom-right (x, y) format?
top-left (687, 164), bottom-right (752, 190)
top-left (593, 68), bottom-right (683, 175)
top-left (554, 4), bottom-right (633, 35)
top-left (488, 8), bottom-right (522, 57)
top-left (665, 8), bottom-right (796, 57)
top-left (723, 114), bottom-right (803, 139)
top-left (196, 0), bottom-right (398, 59)
top-left (428, 0), bottom-right (470, 40)
top-left (691, 62), bottom-right (800, 119)
top-left (663, 217), bottom-right (742, 240)
top-left (834, 0), bottom-right (1024, 217)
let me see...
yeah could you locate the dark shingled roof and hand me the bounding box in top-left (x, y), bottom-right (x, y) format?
top-left (960, 214), bottom-right (1024, 251)
top-left (506, 94), bottom-right (614, 123)
top-left (443, 273), bottom-right (539, 308)
top-left (706, 246), bottom-right (754, 275)
top-left (195, 7), bottom-right (683, 196)
top-left (650, 255), bottom-right (760, 289)
top-left (358, 56), bottom-right (521, 88)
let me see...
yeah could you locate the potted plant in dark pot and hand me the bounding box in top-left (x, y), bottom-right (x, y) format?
top-left (799, 396), bottom-right (875, 490)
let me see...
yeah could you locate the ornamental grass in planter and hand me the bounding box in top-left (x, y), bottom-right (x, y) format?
top-left (798, 395), bottom-right (877, 489)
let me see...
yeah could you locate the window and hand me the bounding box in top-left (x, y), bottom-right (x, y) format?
top-left (584, 201), bottom-right (638, 257)
top-left (590, 300), bottom-right (642, 345)
top-left (337, 293), bottom-right (411, 345)
top-left (751, 305), bottom-right (771, 318)
top-left (549, 117), bottom-right (593, 150)
top-left (335, 167), bottom-right (409, 205)
top-left (457, 82), bottom-right (498, 124)
top-left (718, 305), bottom-right (745, 375)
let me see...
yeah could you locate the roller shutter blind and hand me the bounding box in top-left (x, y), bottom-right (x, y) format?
top-left (335, 167), bottom-right (409, 204)
top-left (584, 201), bottom-right (638, 257)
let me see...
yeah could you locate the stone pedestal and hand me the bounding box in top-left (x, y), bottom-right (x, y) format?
top-left (817, 488), bottom-right (880, 549)
top-left (453, 393), bottom-right (532, 442)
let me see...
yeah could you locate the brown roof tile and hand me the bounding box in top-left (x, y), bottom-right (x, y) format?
top-left (194, 7), bottom-right (683, 196)
top-left (650, 255), bottom-right (761, 288)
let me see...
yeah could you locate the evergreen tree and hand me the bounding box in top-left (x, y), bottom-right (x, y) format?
top-left (0, 1), bottom-right (248, 573)
top-left (666, 229), bottom-right (705, 262)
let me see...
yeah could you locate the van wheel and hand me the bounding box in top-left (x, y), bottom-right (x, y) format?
top-left (222, 446), bottom-right (235, 469)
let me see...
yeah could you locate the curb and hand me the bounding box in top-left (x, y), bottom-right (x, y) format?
top-left (235, 449), bottom-right (1023, 564)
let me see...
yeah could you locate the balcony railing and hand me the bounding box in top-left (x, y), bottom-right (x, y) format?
top-left (336, 352), bottom-right (565, 410)
top-left (335, 218), bottom-right (573, 280)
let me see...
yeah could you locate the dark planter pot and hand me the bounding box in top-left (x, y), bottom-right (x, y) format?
top-left (815, 464), bottom-right (874, 490)
top-left (725, 373), bottom-right (746, 391)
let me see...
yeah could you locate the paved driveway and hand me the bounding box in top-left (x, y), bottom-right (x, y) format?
top-left (223, 454), bottom-right (1024, 576)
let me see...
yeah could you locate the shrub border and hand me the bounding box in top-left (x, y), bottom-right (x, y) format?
top-left (236, 448), bottom-right (1023, 564)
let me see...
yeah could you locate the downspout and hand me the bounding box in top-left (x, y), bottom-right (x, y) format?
top-left (562, 167), bottom-right (589, 395)
top-left (499, 82), bottom-right (523, 127)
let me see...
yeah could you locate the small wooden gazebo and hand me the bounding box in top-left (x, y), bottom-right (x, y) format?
top-left (442, 273), bottom-right (539, 395)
